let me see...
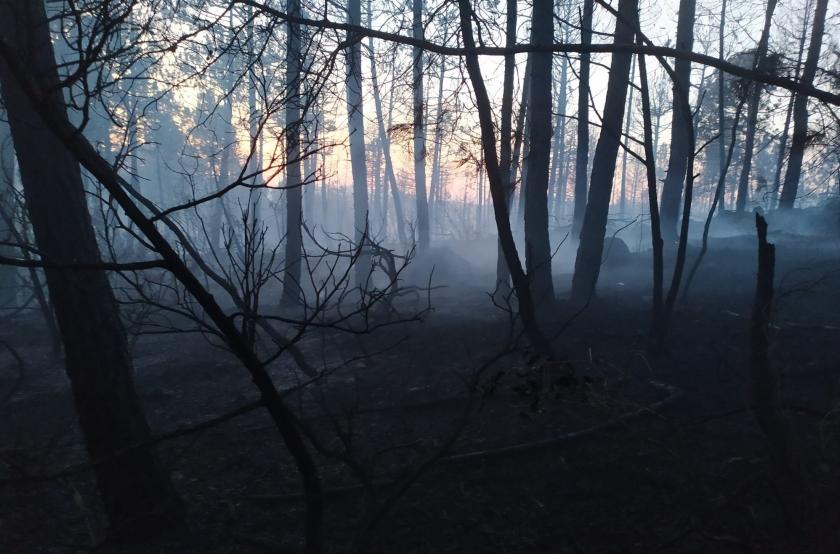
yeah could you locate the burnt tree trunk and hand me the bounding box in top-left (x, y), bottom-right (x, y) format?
top-left (735, 0), bottom-right (777, 213)
top-left (636, 42), bottom-right (664, 346)
top-left (778, 0), bottom-right (828, 209)
top-left (510, 57), bottom-right (530, 211)
top-left (346, 0), bottom-right (371, 282)
top-left (522, 0), bottom-right (555, 304)
top-left (619, 53), bottom-right (636, 214)
top-left (429, 55), bottom-right (446, 225)
top-left (457, 0), bottom-right (552, 356)
top-left (0, 19), bottom-right (325, 550)
top-left (716, 0), bottom-right (727, 211)
top-left (682, 95), bottom-right (746, 304)
top-left (0, 108), bottom-right (19, 307)
top-left (549, 11), bottom-right (570, 218)
top-left (412, 0), bottom-right (430, 250)
top-left (367, 3), bottom-right (407, 245)
top-left (770, 1), bottom-right (809, 208)
top-left (282, 0), bottom-right (303, 305)
top-left (751, 213), bottom-right (809, 525)
top-left (494, 0), bottom-right (518, 293)
top-left (572, 0), bottom-right (593, 238)
top-left (0, 0), bottom-right (182, 539)
top-left (571, 0), bottom-right (637, 302)
top-left (658, 0), bottom-right (696, 241)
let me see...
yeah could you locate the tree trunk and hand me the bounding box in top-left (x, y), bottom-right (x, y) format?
top-left (0, 107), bottom-right (19, 307)
top-left (457, 0), bottom-right (552, 356)
top-left (303, 122), bottom-right (316, 224)
top-left (779, 0), bottom-right (827, 209)
top-left (516, 62), bottom-right (533, 225)
top-left (572, 0), bottom-right (594, 238)
top-left (548, 18), bottom-right (569, 219)
top-left (735, 0), bottom-right (778, 213)
top-left (510, 57), bottom-right (531, 220)
top-left (658, 0), bottom-right (696, 241)
top-left (751, 213), bottom-right (808, 523)
top-left (0, 0), bottom-right (182, 539)
top-left (571, 0), bottom-right (638, 302)
top-left (211, 84), bottom-right (233, 254)
top-left (246, 6), bottom-right (263, 212)
top-left (771, 0), bottom-right (810, 208)
top-left (619, 53), bottom-right (637, 214)
top-left (636, 43), bottom-right (664, 344)
top-left (0, 177), bottom-right (61, 353)
top-left (1, 25), bottom-right (326, 551)
top-left (494, 0), bottom-right (518, 292)
top-left (430, 56), bottom-right (446, 226)
top-left (413, 0), bottom-right (430, 250)
top-left (372, 136), bottom-right (383, 231)
top-left (346, 0), bottom-right (370, 282)
top-left (282, 0), bottom-right (303, 305)
top-left (716, 0), bottom-right (727, 211)
top-left (682, 94), bottom-right (747, 305)
top-left (522, 0), bottom-right (555, 304)
top-left (367, 4), bottom-right (407, 245)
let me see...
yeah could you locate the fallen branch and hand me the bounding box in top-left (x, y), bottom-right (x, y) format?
top-left (441, 380), bottom-right (681, 463)
top-left (245, 380), bottom-right (682, 502)
top-left (0, 255), bottom-right (168, 271)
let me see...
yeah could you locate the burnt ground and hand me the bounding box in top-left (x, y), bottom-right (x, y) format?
top-left (2, 231), bottom-right (840, 553)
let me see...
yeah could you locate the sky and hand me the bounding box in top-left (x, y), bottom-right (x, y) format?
top-left (87, 0), bottom-right (831, 208)
top-left (310, 0), bottom-right (824, 205)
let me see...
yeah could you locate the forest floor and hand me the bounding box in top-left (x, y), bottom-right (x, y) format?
top-left (2, 227), bottom-right (840, 553)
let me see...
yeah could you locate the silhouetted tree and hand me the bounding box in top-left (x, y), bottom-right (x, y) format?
top-left (282, 0), bottom-right (303, 305)
top-left (659, 0), bottom-right (696, 241)
top-left (413, 0), bottom-right (430, 250)
top-left (571, 0), bottom-right (638, 302)
top-left (0, 0), bottom-right (183, 539)
top-left (522, 0), bottom-right (555, 304)
top-left (779, 0), bottom-right (828, 209)
top-left (735, 0), bottom-right (778, 212)
top-left (573, 0), bottom-right (594, 238)
top-left (346, 0), bottom-right (371, 282)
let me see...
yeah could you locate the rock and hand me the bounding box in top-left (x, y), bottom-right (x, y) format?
top-left (402, 246), bottom-right (475, 287)
top-left (602, 237), bottom-right (632, 268)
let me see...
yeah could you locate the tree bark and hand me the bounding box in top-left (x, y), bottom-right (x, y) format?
top-left (571, 0), bottom-right (638, 302)
top-left (658, 0), bottom-right (696, 241)
top-left (778, 0), bottom-right (828, 209)
top-left (0, 0), bottom-right (182, 539)
top-left (522, 0), bottom-right (555, 304)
